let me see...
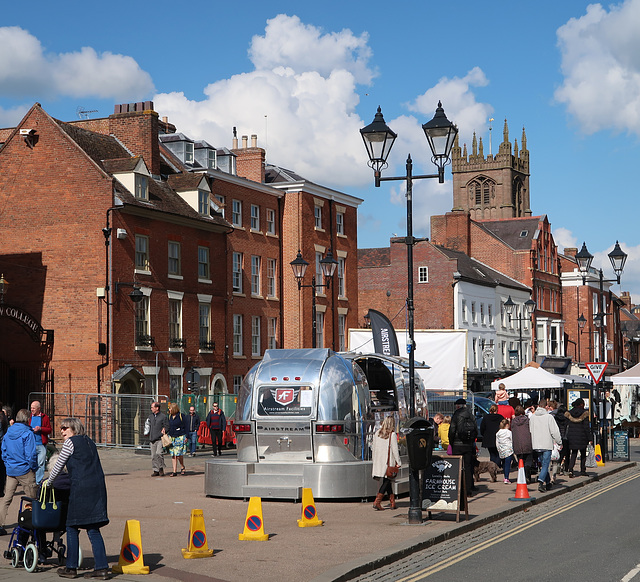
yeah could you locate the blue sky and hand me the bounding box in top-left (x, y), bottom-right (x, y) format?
top-left (2, 0), bottom-right (639, 300)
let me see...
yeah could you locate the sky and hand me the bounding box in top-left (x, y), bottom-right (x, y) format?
top-left (1, 0), bottom-right (639, 301)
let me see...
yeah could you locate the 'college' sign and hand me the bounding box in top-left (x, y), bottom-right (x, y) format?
top-left (0, 304), bottom-right (43, 341)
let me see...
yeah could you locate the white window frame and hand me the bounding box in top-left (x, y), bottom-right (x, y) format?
top-left (168, 297), bottom-right (183, 349)
top-left (198, 246), bottom-right (210, 281)
top-left (168, 241), bottom-right (181, 276)
top-left (232, 199), bottom-right (242, 227)
top-left (418, 266), bottom-right (428, 283)
top-left (266, 208), bottom-right (276, 235)
top-left (251, 256), bottom-right (261, 296)
top-left (185, 142), bottom-right (194, 163)
top-left (338, 314), bottom-right (346, 351)
top-left (233, 314), bottom-right (243, 356)
top-left (462, 299), bottom-right (467, 324)
top-left (268, 317), bottom-right (277, 350)
top-left (471, 302), bottom-right (477, 324)
top-left (199, 302), bottom-right (211, 350)
top-left (336, 212), bottom-right (344, 235)
top-left (337, 257), bottom-right (346, 298)
top-left (267, 258), bottom-right (277, 298)
top-left (233, 252), bottom-right (243, 293)
top-left (135, 174), bottom-right (148, 200)
top-left (135, 235), bottom-right (150, 272)
top-left (314, 205), bottom-right (322, 229)
top-left (198, 190), bottom-right (209, 216)
top-left (316, 311), bottom-right (324, 347)
top-left (250, 204), bottom-right (260, 231)
top-left (251, 316), bottom-right (261, 356)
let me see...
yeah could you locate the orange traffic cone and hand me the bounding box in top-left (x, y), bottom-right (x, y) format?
top-left (509, 458), bottom-right (535, 501)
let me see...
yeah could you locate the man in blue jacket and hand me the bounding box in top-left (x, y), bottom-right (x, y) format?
top-left (0, 409), bottom-right (38, 535)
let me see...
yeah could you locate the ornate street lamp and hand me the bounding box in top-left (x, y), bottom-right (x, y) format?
top-left (290, 249), bottom-right (337, 348)
top-left (361, 101), bottom-right (457, 525)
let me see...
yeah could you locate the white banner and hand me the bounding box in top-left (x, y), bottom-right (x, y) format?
top-left (348, 329), bottom-right (466, 390)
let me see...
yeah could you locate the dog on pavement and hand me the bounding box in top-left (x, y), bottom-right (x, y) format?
top-left (474, 460), bottom-right (499, 482)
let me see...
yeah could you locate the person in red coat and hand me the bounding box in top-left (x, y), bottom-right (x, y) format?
top-left (29, 400), bottom-right (52, 485)
top-left (206, 403), bottom-right (226, 456)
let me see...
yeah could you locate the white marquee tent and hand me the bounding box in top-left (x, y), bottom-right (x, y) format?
top-left (490, 365), bottom-right (563, 391)
top-left (611, 362), bottom-right (640, 386)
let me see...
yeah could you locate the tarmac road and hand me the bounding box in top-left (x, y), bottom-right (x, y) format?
top-left (0, 442), bottom-right (636, 582)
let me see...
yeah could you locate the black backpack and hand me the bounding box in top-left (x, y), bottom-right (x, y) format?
top-left (458, 412), bottom-right (478, 443)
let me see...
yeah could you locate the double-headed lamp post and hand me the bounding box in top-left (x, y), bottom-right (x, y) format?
top-left (361, 102), bottom-right (457, 525)
top-left (503, 296), bottom-right (536, 368)
top-left (290, 249), bottom-right (338, 348)
top-left (576, 241), bottom-right (627, 462)
top-left (575, 241), bottom-right (627, 363)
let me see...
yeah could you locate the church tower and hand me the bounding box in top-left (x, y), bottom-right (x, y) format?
top-left (450, 120), bottom-right (531, 219)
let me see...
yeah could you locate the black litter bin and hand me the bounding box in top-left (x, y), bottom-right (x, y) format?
top-left (405, 417), bottom-right (434, 470)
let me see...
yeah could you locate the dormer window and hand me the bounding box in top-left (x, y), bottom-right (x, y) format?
top-left (185, 142), bottom-right (194, 164)
top-left (207, 149), bottom-right (216, 169)
top-left (135, 174), bottom-right (148, 200)
top-left (198, 190), bottom-right (209, 216)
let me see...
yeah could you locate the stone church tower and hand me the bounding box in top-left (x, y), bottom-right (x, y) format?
top-left (450, 119), bottom-right (531, 219)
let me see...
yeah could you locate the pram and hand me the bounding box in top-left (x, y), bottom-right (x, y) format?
top-left (3, 493), bottom-right (82, 573)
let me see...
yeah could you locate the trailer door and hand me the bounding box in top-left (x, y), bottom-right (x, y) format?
top-left (254, 385), bottom-right (315, 462)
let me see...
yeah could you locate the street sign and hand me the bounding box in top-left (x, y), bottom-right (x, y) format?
top-left (586, 362), bottom-right (608, 384)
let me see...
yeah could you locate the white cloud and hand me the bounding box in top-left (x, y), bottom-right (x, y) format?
top-left (555, 0), bottom-right (640, 135)
top-left (249, 14), bottom-right (375, 85)
top-left (0, 26), bottom-right (154, 100)
top-left (154, 15), bottom-right (375, 189)
top-left (0, 103), bottom-right (30, 127)
top-left (552, 227), bottom-right (578, 252)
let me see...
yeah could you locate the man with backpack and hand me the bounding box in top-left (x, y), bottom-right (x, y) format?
top-left (448, 398), bottom-right (478, 506)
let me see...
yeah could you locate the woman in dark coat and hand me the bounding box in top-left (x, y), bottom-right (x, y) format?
top-left (553, 401), bottom-right (570, 473)
top-left (511, 405), bottom-right (534, 483)
top-left (480, 405), bottom-right (504, 467)
top-left (564, 398), bottom-right (591, 477)
top-left (46, 417), bottom-right (110, 580)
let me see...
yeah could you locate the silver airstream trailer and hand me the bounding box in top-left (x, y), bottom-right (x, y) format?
top-left (204, 348), bottom-right (428, 500)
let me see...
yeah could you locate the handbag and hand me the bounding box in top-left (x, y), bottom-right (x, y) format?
top-left (32, 484), bottom-right (62, 530)
top-left (551, 443), bottom-right (561, 461)
top-left (385, 437), bottom-right (399, 479)
top-left (161, 433), bottom-right (172, 447)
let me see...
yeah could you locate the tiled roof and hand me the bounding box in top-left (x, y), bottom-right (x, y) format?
top-left (57, 119), bottom-right (230, 230)
top-left (358, 247), bottom-right (390, 268)
top-left (436, 245), bottom-right (530, 290)
top-left (167, 173), bottom-right (207, 191)
top-left (265, 164), bottom-right (305, 184)
top-left (475, 216), bottom-right (544, 250)
top-left (57, 120), bottom-right (131, 171)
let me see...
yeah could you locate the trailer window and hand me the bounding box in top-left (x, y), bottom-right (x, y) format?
top-left (256, 386), bottom-right (313, 417)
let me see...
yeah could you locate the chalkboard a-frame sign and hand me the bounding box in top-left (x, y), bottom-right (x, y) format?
top-left (423, 455), bottom-right (469, 522)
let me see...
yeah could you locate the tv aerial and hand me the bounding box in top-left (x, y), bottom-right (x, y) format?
top-left (76, 106), bottom-right (98, 120)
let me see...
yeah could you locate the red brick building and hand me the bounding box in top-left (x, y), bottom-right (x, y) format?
top-left (560, 248), bottom-right (624, 374)
top-left (0, 102), bottom-right (361, 413)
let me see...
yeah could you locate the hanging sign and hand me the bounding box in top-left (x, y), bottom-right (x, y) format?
top-left (586, 362), bottom-right (608, 384)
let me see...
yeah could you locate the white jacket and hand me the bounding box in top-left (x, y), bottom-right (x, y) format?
top-left (529, 407), bottom-right (562, 450)
top-left (371, 432), bottom-right (401, 478)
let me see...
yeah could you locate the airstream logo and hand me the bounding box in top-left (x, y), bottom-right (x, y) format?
top-left (272, 388), bottom-right (297, 406)
top-left (257, 426), bottom-right (308, 432)
top-left (380, 328), bottom-right (391, 355)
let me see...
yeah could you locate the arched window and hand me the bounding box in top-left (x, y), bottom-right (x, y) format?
top-left (468, 176), bottom-right (496, 208)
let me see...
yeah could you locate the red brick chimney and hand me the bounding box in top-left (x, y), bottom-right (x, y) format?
top-left (564, 247), bottom-right (578, 258)
top-left (232, 134), bottom-right (265, 183)
top-left (430, 212), bottom-right (471, 255)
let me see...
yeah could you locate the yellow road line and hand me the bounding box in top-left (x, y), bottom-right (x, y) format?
top-left (397, 472), bottom-right (640, 582)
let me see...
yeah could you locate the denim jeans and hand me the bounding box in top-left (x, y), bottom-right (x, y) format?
top-left (537, 449), bottom-right (552, 484)
top-left (66, 526), bottom-right (108, 570)
top-left (188, 431), bottom-right (198, 454)
top-left (35, 444), bottom-right (47, 485)
top-left (502, 455), bottom-right (513, 481)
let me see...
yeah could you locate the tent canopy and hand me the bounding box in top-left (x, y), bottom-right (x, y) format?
top-left (611, 362), bottom-right (640, 385)
top-left (491, 365), bottom-right (563, 391)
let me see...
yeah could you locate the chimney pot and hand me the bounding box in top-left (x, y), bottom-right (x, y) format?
top-left (242, 135), bottom-right (248, 148)
top-left (251, 134), bottom-right (257, 148)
